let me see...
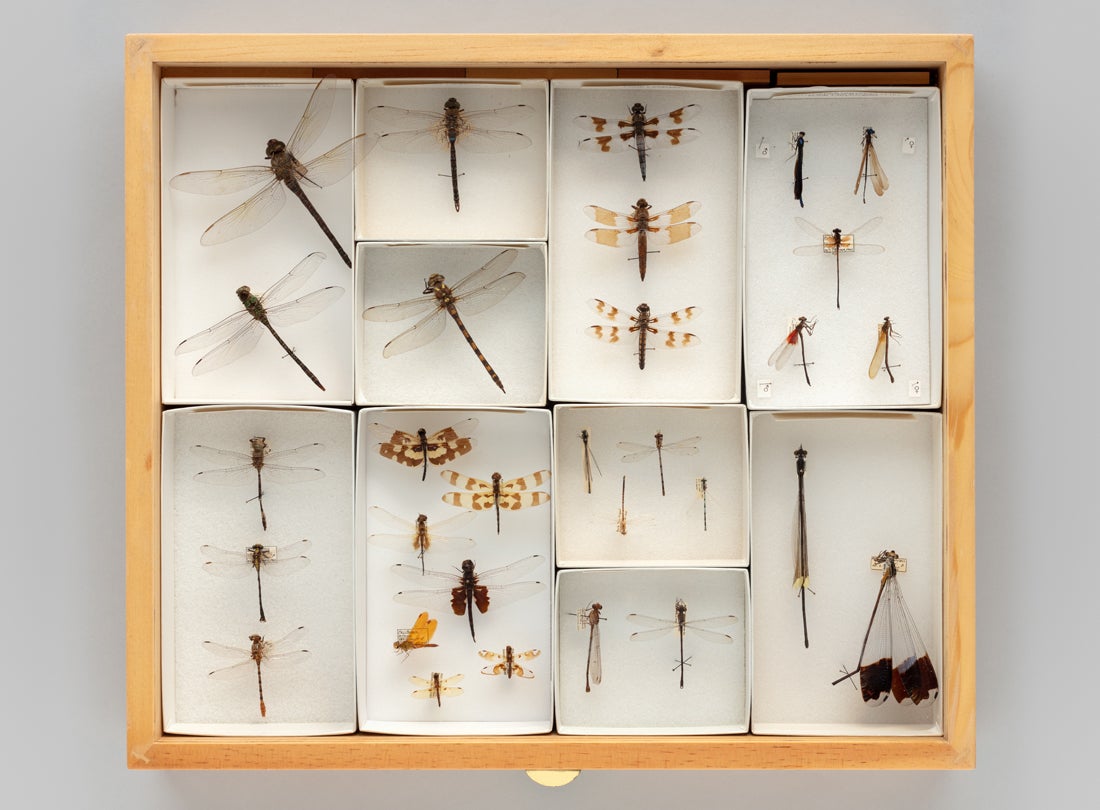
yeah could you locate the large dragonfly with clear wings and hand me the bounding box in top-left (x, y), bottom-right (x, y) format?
top-left (370, 97), bottom-right (535, 211)
top-left (203, 626), bottom-right (309, 718)
top-left (170, 77), bottom-right (374, 267)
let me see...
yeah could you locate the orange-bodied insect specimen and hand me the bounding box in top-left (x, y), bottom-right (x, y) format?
top-left (575, 102), bottom-right (701, 181)
top-left (587, 299), bottom-right (700, 370)
top-left (368, 418), bottom-right (477, 481)
top-left (203, 626), bottom-right (309, 718)
top-left (393, 612), bottom-right (439, 659)
top-left (479, 645), bottom-right (540, 679)
top-left (854, 126), bottom-right (890, 203)
top-left (201, 539), bottom-right (311, 622)
top-left (868, 316), bottom-right (901, 383)
top-left (583, 198), bottom-right (701, 281)
top-left (439, 468), bottom-right (550, 534)
top-left (410, 672), bottom-right (464, 707)
top-left (368, 507), bottom-right (475, 575)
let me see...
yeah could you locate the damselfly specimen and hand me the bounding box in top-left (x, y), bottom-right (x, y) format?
top-left (392, 555), bottom-right (545, 642)
top-left (370, 97), bottom-right (535, 211)
top-left (793, 217), bottom-right (885, 309)
top-left (575, 103), bottom-right (701, 180)
top-left (368, 418), bottom-right (477, 481)
top-left (410, 672), bottom-right (464, 706)
top-left (440, 468), bottom-right (551, 534)
top-left (580, 429), bottom-right (602, 495)
top-left (616, 476), bottom-right (629, 536)
top-left (854, 127), bottom-right (890, 203)
top-left (362, 248), bottom-right (524, 393)
top-left (868, 316), bottom-right (901, 383)
top-left (696, 476), bottom-right (709, 532)
top-left (175, 252), bottom-right (343, 391)
top-left (793, 446), bottom-right (811, 648)
top-left (393, 612), bottom-right (439, 659)
top-left (203, 626), bottom-right (309, 718)
top-left (587, 299), bottom-right (700, 370)
top-left (367, 506), bottom-right (475, 575)
top-left (832, 550), bottom-right (939, 705)
top-left (767, 316), bottom-right (816, 387)
top-left (627, 599), bottom-right (737, 689)
top-left (583, 198), bottom-right (701, 281)
top-left (479, 646), bottom-right (540, 679)
top-left (618, 431), bottom-right (700, 497)
top-left (201, 539), bottom-right (311, 622)
top-left (790, 131), bottom-right (807, 208)
top-left (191, 437), bottom-right (324, 530)
top-left (170, 78), bottom-right (373, 267)
top-left (577, 603), bottom-right (605, 693)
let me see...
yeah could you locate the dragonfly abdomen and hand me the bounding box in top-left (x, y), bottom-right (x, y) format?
top-left (445, 303), bottom-right (507, 393)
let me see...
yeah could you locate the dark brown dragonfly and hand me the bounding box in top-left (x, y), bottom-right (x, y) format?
top-left (583, 198), bottom-right (701, 281)
top-left (440, 468), bottom-right (551, 535)
top-left (201, 539), bottom-right (311, 622)
top-left (792, 446), bottom-right (811, 648)
top-left (392, 555), bottom-right (545, 642)
top-left (575, 102), bottom-right (701, 180)
top-left (367, 418), bottom-right (477, 481)
top-left (175, 252), bottom-right (343, 391)
top-left (627, 599), bottom-right (737, 689)
top-left (370, 97), bottom-right (535, 212)
top-left (794, 217), bottom-right (885, 309)
top-left (169, 78), bottom-right (374, 267)
top-left (367, 506), bottom-right (475, 575)
top-left (203, 626), bottom-right (309, 718)
top-left (191, 436), bottom-right (325, 530)
top-left (854, 127), bottom-right (890, 203)
top-left (868, 316), bottom-right (901, 383)
top-left (362, 249), bottom-right (524, 393)
top-left (768, 316), bottom-right (816, 387)
top-left (832, 550), bottom-right (939, 705)
top-left (790, 131), bottom-right (807, 208)
top-left (576, 603), bottom-right (605, 692)
top-left (479, 646), bottom-right (540, 679)
top-left (587, 299), bottom-right (700, 370)
top-left (410, 672), bottom-right (464, 706)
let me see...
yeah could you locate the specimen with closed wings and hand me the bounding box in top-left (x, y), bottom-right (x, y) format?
top-left (767, 316), bottom-right (816, 387)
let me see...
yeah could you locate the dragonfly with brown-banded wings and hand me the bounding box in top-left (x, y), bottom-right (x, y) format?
top-left (793, 217), bottom-right (885, 309)
top-left (586, 299), bottom-right (700, 370)
top-left (362, 248), bottom-right (524, 393)
top-left (370, 97), bottom-right (535, 212)
top-left (439, 467), bottom-right (551, 534)
top-left (854, 126), bottom-right (890, 203)
top-left (627, 599), bottom-right (737, 689)
top-left (410, 672), bottom-right (464, 706)
top-left (367, 506), bottom-right (475, 575)
top-left (175, 252), bottom-right (343, 392)
top-left (203, 625), bottom-right (309, 718)
top-left (200, 539), bottom-right (311, 623)
top-left (768, 316), bottom-right (816, 387)
top-left (393, 612), bottom-right (439, 659)
top-left (392, 555), bottom-right (545, 642)
top-left (618, 431), bottom-right (700, 497)
top-left (367, 418), bottom-right (477, 481)
top-left (575, 102), bottom-right (701, 181)
top-left (479, 646), bottom-right (540, 679)
top-left (868, 316), bottom-right (901, 383)
top-left (583, 198), bottom-right (701, 281)
top-left (832, 550), bottom-right (939, 705)
top-left (190, 436), bottom-right (324, 531)
top-left (169, 78), bottom-right (373, 267)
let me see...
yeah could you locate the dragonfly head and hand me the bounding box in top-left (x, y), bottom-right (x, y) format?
top-left (591, 602), bottom-right (602, 612)
top-left (248, 634), bottom-right (262, 643)
top-left (265, 138), bottom-right (287, 159)
top-left (249, 436), bottom-right (267, 452)
top-left (423, 274), bottom-right (445, 294)
top-left (634, 198), bottom-right (651, 212)
top-left (636, 303), bottom-right (651, 317)
top-left (675, 598), bottom-right (688, 614)
top-left (461, 559), bottom-right (475, 574)
top-left (444, 98), bottom-right (461, 112)
top-left (491, 472), bottom-right (502, 483)
top-left (416, 514), bottom-right (429, 526)
top-left (629, 102), bottom-right (646, 115)
top-left (236, 286), bottom-right (254, 305)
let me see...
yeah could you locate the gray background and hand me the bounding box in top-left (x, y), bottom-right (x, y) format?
top-left (2, 0), bottom-right (1085, 806)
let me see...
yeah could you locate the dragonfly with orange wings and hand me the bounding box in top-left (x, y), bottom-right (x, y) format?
top-left (410, 672), bottom-right (464, 707)
top-left (868, 316), bottom-right (901, 383)
top-left (479, 646), bottom-right (540, 679)
top-left (393, 612), bottom-right (439, 659)
top-left (439, 467), bottom-right (550, 534)
top-left (368, 418), bottom-right (477, 481)
top-left (583, 198), bottom-right (701, 281)
top-left (586, 299), bottom-right (700, 370)
top-left (854, 127), bottom-right (890, 203)
top-left (575, 102), bottom-right (701, 180)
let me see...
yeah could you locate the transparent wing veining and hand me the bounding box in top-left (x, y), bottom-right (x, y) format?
top-left (169, 166), bottom-right (274, 195)
top-left (449, 249), bottom-right (520, 295)
top-left (263, 286), bottom-right (344, 328)
top-left (285, 77), bottom-right (338, 158)
top-left (379, 308), bottom-right (449, 358)
top-left (200, 180), bottom-right (286, 245)
top-left (449, 271), bottom-right (525, 317)
top-left (175, 310), bottom-right (252, 355)
top-left (258, 252), bottom-right (327, 306)
top-left (189, 321), bottom-right (264, 376)
top-left (297, 133), bottom-right (376, 188)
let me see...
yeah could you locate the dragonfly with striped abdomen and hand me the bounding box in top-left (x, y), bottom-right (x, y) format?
top-left (367, 418), bottom-right (477, 481)
top-left (203, 626), bottom-right (309, 718)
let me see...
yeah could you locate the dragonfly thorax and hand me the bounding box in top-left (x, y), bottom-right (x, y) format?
top-left (444, 98), bottom-right (462, 112)
top-left (635, 303), bottom-right (652, 318)
top-left (423, 274), bottom-right (449, 296)
top-left (634, 198), bottom-right (651, 212)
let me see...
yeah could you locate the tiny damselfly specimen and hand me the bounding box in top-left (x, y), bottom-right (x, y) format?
top-left (696, 477), bottom-right (709, 532)
top-left (580, 429), bottom-right (603, 495)
top-left (627, 599), bottom-right (737, 689)
top-left (790, 131), bottom-right (807, 207)
top-left (618, 431), bottom-right (700, 497)
top-left (768, 316), bottom-right (816, 387)
top-left (577, 603), bottom-right (605, 692)
top-left (854, 126), bottom-right (890, 203)
top-left (793, 446), bottom-right (811, 648)
top-left (868, 316), bottom-right (901, 383)
top-left (201, 539), bottom-right (311, 622)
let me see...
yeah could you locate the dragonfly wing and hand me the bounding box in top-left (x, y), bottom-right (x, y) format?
top-left (867, 146), bottom-right (889, 195)
top-left (628, 625), bottom-right (678, 642)
top-left (429, 509), bottom-right (478, 532)
top-left (263, 285), bottom-right (344, 328)
top-left (192, 465), bottom-right (255, 486)
top-left (190, 322), bottom-right (264, 376)
top-left (264, 538), bottom-right (312, 561)
top-left (686, 625), bottom-right (735, 643)
top-left (583, 205), bottom-right (634, 228)
top-left (380, 308), bottom-right (449, 358)
top-left (646, 221), bottom-right (701, 248)
top-left (367, 505), bottom-right (413, 531)
top-left (394, 586), bottom-right (459, 608)
top-left (589, 625), bottom-right (602, 684)
top-left (457, 128), bottom-right (532, 154)
top-left (369, 532), bottom-right (424, 553)
top-left (651, 200), bottom-right (702, 225)
top-left (377, 128), bottom-right (447, 154)
top-left (205, 658), bottom-right (258, 680)
top-left (258, 252), bottom-right (326, 306)
top-left (590, 299), bottom-right (632, 323)
top-left (391, 563), bottom-right (464, 587)
top-left (461, 104), bottom-right (536, 127)
top-left (854, 146), bottom-right (871, 195)
top-left (586, 227), bottom-right (637, 248)
top-left (262, 442), bottom-right (325, 463)
top-left (189, 444), bottom-right (251, 463)
top-left (886, 579), bottom-right (938, 704)
top-left (768, 334), bottom-right (797, 369)
top-left (297, 132), bottom-right (376, 188)
top-left (618, 443), bottom-right (657, 464)
top-left (370, 105), bottom-right (446, 127)
top-left (850, 217), bottom-right (884, 237)
top-left (869, 330), bottom-right (888, 379)
top-left (795, 217), bottom-right (830, 239)
top-left (175, 310), bottom-right (251, 355)
top-left (660, 437), bottom-right (702, 455)
top-left (362, 295), bottom-right (440, 324)
top-left (200, 180), bottom-right (287, 245)
top-left (452, 271), bottom-right (525, 317)
top-left (643, 127), bottom-right (701, 150)
top-left (439, 469), bottom-right (493, 491)
top-left (478, 579), bottom-right (545, 609)
top-left (476, 554), bottom-right (545, 587)
top-left (449, 249), bottom-right (520, 295)
top-left (257, 649), bottom-right (310, 670)
top-left (285, 77), bottom-right (338, 157)
top-left (169, 166), bottom-right (273, 195)
top-left (202, 560), bottom-right (255, 579)
top-left (499, 469), bottom-right (552, 491)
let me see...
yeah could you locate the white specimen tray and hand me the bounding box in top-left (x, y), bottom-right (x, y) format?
top-left (357, 407), bottom-right (553, 735)
top-left (162, 406), bottom-right (357, 735)
top-left (549, 80), bottom-right (743, 403)
top-left (749, 411), bottom-right (943, 735)
top-left (555, 568), bottom-right (750, 735)
top-left (553, 404), bottom-right (748, 567)
top-left (743, 88), bottom-right (942, 409)
top-left (356, 79), bottom-right (548, 242)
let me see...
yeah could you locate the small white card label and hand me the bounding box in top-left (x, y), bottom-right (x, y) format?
top-left (757, 380), bottom-right (774, 398)
top-left (755, 138), bottom-right (771, 158)
top-left (908, 379), bottom-right (922, 397)
top-left (902, 136), bottom-right (917, 154)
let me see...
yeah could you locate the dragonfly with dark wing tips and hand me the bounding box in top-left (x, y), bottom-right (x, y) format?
top-left (854, 126), bottom-right (890, 203)
top-left (370, 97), bottom-right (535, 212)
top-left (768, 316), bottom-right (816, 387)
top-left (367, 418), bottom-right (477, 481)
top-left (627, 599), bottom-right (737, 689)
top-left (203, 626), bottom-right (309, 718)
top-left (175, 252), bottom-right (343, 391)
top-left (617, 431), bottom-right (700, 497)
top-left (362, 249), bottom-right (524, 393)
top-left (367, 506), bottom-right (475, 575)
top-left (410, 672), bottom-right (464, 707)
top-left (169, 77), bottom-right (374, 267)
top-left (201, 539), bottom-right (311, 622)
top-left (479, 646), bottom-right (540, 679)
top-left (392, 555), bottom-right (545, 642)
top-left (575, 102), bottom-right (701, 181)
top-left (586, 299), bottom-right (700, 370)
top-left (191, 436), bottom-right (325, 530)
top-left (583, 198), bottom-right (701, 281)
top-left (793, 217), bottom-right (885, 309)
top-left (868, 316), bottom-right (901, 383)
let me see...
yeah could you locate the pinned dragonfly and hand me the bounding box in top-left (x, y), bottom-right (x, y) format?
top-left (479, 646), bottom-right (540, 679)
top-left (362, 249), bottom-right (524, 393)
top-left (618, 431), bottom-right (700, 497)
top-left (768, 316), bottom-right (816, 387)
top-left (201, 539), bottom-right (311, 622)
top-left (370, 97), bottom-right (535, 211)
top-left (203, 626), bottom-right (309, 718)
top-left (580, 429), bottom-right (602, 495)
top-left (575, 102), bottom-right (701, 180)
top-left (410, 672), bottom-right (464, 707)
top-left (789, 131), bottom-right (807, 207)
top-left (627, 599), bottom-right (737, 689)
top-left (367, 506), bottom-right (475, 575)
top-left (170, 78), bottom-right (373, 267)
top-left (793, 446), bottom-right (811, 648)
top-left (439, 467), bottom-right (551, 535)
top-left (583, 198), bottom-right (701, 281)
top-left (854, 126), bottom-right (890, 203)
top-left (587, 299), bottom-right (700, 370)
top-left (368, 418), bottom-right (477, 481)
top-left (175, 252), bottom-right (343, 391)
top-left (868, 316), bottom-right (901, 383)
top-left (393, 612), bottom-right (439, 659)
top-left (793, 217), bottom-right (885, 309)
top-left (832, 550), bottom-right (939, 705)
top-left (577, 603), bottom-right (605, 692)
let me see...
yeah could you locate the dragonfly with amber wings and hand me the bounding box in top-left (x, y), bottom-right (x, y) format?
top-left (170, 78), bottom-right (374, 267)
top-left (479, 646), bottom-right (540, 679)
top-left (583, 198), bottom-right (701, 281)
top-left (410, 672), bottom-right (465, 707)
top-left (575, 102), bottom-right (701, 181)
top-left (367, 506), bottom-right (475, 575)
top-left (393, 612), bottom-right (439, 659)
top-left (439, 468), bottom-right (551, 534)
top-left (367, 418), bottom-right (477, 481)
top-left (362, 249), bottom-right (524, 393)
top-left (587, 299), bottom-right (700, 371)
